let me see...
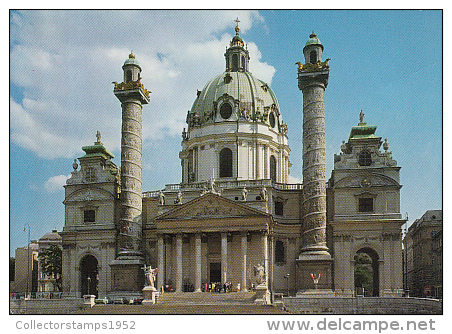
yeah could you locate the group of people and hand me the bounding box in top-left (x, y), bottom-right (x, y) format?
top-left (203, 282), bottom-right (235, 293)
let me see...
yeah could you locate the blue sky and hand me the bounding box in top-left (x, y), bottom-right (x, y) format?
top-left (9, 10), bottom-right (442, 255)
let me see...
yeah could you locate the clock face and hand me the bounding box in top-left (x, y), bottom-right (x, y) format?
top-left (360, 178), bottom-right (371, 188)
top-left (220, 102), bottom-right (232, 119)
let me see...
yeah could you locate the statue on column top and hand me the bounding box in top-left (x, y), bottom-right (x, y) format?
top-left (359, 110), bottom-right (365, 124)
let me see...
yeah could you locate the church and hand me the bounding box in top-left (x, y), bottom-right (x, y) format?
top-left (60, 22), bottom-right (404, 301)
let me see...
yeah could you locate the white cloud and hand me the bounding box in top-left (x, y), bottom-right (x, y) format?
top-left (44, 174), bottom-right (71, 193)
top-left (288, 175), bottom-right (303, 184)
top-left (10, 10), bottom-right (273, 160)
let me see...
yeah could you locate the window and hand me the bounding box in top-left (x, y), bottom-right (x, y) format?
top-left (358, 198), bottom-right (373, 213)
top-left (84, 210), bottom-right (95, 223)
top-left (220, 103), bottom-right (233, 119)
top-left (232, 54), bottom-right (238, 71)
top-left (241, 55), bottom-right (246, 70)
top-left (270, 155), bottom-right (277, 183)
top-left (219, 148), bottom-right (233, 178)
top-left (126, 70), bottom-right (132, 83)
top-left (275, 240), bottom-right (285, 263)
top-left (310, 50), bottom-right (317, 64)
top-left (358, 150), bottom-right (372, 166)
top-left (269, 112), bottom-right (276, 128)
top-left (84, 167), bottom-right (96, 182)
top-left (275, 201), bottom-right (284, 216)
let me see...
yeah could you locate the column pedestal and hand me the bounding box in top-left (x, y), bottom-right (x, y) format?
top-left (109, 252), bottom-right (144, 299)
top-left (295, 256), bottom-right (333, 295)
top-left (142, 286), bottom-right (158, 305)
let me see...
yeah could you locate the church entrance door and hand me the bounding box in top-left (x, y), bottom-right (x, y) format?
top-left (209, 262), bottom-right (221, 283)
top-left (80, 255), bottom-right (98, 297)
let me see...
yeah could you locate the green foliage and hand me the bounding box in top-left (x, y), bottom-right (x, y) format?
top-left (9, 257), bottom-right (15, 282)
top-left (38, 245), bottom-right (62, 291)
top-left (354, 253), bottom-right (373, 296)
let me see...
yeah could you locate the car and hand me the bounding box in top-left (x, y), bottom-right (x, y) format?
top-left (95, 297), bottom-right (109, 304)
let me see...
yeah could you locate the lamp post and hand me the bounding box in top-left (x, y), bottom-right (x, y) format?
top-left (284, 274), bottom-right (290, 297)
top-left (23, 224), bottom-right (31, 300)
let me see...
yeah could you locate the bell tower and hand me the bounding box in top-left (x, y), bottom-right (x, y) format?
top-left (110, 52), bottom-right (150, 297)
top-left (296, 32), bottom-right (333, 293)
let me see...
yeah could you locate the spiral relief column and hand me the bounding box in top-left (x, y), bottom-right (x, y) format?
top-left (296, 33), bottom-right (333, 293)
top-left (110, 52), bottom-right (150, 297)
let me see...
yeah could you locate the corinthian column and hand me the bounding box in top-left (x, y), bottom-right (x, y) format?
top-left (194, 233), bottom-right (202, 292)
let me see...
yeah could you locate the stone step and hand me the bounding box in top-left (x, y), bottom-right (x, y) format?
top-left (77, 303), bottom-right (287, 314)
top-left (156, 291), bottom-right (257, 305)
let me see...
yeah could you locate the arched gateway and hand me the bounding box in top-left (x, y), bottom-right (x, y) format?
top-left (354, 247), bottom-right (379, 296)
top-left (80, 255), bottom-right (98, 297)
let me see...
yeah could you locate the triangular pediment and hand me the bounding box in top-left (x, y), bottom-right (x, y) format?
top-left (155, 192), bottom-right (269, 221)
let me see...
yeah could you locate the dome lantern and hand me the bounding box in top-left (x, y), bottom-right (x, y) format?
top-left (224, 18), bottom-right (250, 72)
top-left (303, 32), bottom-right (324, 64)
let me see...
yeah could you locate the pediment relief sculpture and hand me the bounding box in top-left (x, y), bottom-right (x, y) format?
top-left (334, 173), bottom-right (399, 189)
top-left (156, 193), bottom-right (267, 221)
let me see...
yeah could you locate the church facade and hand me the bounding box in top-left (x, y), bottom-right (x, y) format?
top-left (61, 24), bottom-right (404, 300)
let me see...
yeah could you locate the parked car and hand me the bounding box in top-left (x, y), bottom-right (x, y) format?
top-left (95, 297), bottom-right (109, 304)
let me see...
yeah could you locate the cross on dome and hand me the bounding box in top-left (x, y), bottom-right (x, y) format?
top-left (234, 17), bottom-right (240, 35)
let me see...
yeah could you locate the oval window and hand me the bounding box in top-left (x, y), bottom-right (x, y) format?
top-left (220, 103), bottom-right (233, 119)
top-left (269, 113), bottom-right (276, 128)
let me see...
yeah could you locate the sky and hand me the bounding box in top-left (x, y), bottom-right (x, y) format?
top-left (9, 10), bottom-right (442, 255)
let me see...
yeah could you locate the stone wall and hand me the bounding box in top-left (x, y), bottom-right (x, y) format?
top-left (10, 298), bottom-right (84, 315)
top-left (283, 297), bottom-right (442, 315)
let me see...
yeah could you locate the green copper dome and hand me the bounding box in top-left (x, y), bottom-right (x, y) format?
top-left (306, 32), bottom-right (322, 46)
top-left (123, 52), bottom-right (141, 69)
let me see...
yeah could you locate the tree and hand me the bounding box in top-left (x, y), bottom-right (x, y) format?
top-left (38, 245), bottom-right (62, 291)
top-left (354, 253), bottom-right (373, 296)
top-left (10, 257), bottom-right (15, 282)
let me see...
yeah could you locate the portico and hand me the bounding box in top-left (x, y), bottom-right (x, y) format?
top-left (150, 193), bottom-right (273, 292)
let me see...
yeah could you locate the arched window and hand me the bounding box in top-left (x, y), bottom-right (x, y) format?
top-left (232, 54), bottom-right (238, 71)
top-left (241, 55), bottom-right (246, 70)
top-left (358, 150), bottom-right (372, 166)
top-left (310, 50), bottom-right (317, 64)
top-left (219, 148), bottom-right (233, 178)
top-left (270, 155), bottom-right (277, 183)
top-left (126, 70), bottom-right (132, 83)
